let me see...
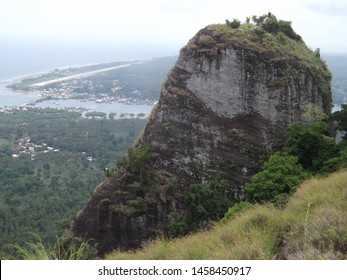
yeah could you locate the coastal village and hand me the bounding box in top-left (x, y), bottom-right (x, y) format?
top-left (6, 62), bottom-right (156, 106)
top-left (12, 136), bottom-right (94, 162)
top-left (0, 61), bottom-right (157, 121)
top-left (8, 77), bottom-right (153, 106)
top-left (0, 76), bottom-right (154, 118)
top-left (1, 65), bottom-right (155, 161)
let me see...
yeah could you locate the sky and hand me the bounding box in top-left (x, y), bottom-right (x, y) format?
top-left (1, 0), bottom-right (347, 60)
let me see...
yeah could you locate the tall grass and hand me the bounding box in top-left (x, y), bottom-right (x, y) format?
top-left (106, 170), bottom-right (347, 260)
top-left (6, 233), bottom-right (51, 260)
top-left (51, 236), bottom-right (97, 260)
top-left (3, 233), bottom-right (96, 260)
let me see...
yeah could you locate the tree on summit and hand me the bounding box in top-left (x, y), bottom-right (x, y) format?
top-left (226, 12), bottom-right (301, 40)
top-left (226, 18), bottom-right (241, 29)
top-left (252, 12), bottom-right (301, 40)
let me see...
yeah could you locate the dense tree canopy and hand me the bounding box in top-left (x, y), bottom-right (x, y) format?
top-left (0, 108), bottom-right (147, 257)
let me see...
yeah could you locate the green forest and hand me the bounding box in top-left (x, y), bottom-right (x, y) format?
top-left (0, 108), bottom-right (147, 257)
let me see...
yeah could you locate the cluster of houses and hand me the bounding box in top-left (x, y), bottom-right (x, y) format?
top-left (12, 137), bottom-right (60, 159)
top-left (11, 137), bottom-right (94, 162)
top-left (29, 79), bottom-right (113, 101)
top-left (0, 106), bottom-right (29, 114)
top-left (23, 78), bottom-right (153, 106)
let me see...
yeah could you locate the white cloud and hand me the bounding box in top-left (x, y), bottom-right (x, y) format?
top-left (303, 0), bottom-right (347, 16)
top-left (0, 0), bottom-right (346, 52)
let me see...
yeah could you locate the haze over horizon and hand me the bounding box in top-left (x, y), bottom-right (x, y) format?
top-left (1, 0), bottom-right (347, 80)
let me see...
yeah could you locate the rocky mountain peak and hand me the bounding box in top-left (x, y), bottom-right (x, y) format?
top-left (70, 18), bottom-right (332, 255)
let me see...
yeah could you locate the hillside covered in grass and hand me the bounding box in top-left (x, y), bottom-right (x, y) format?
top-left (106, 170), bottom-right (347, 260)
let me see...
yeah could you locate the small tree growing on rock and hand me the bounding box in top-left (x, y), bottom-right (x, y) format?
top-left (226, 18), bottom-right (241, 29)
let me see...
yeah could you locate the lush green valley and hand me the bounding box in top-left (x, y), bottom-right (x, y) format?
top-left (0, 108), bottom-right (147, 258)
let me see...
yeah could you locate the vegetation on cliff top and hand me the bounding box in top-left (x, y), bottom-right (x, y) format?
top-left (187, 12), bottom-right (323, 66)
top-left (184, 13), bottom-right (331, 111)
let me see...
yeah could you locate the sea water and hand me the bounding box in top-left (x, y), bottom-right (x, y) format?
top-left (0, 38), bottom-right (158, 112)
top-left (0, 84), bottom-right (38, 107)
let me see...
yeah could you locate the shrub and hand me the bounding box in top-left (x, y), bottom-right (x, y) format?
top-left (321, 142), bottom-right (347, 172)
top-left (167, 179), bottom-right (236, 238)
top-left (245, 152), bottom-right (307, 203)
top-left (198, 35), bottom-right (214, 47)
top-left (284, 123), bottom-right (338, 172)
top-left (221, 201), bottom-right (253, 223)
top-left (166, 219), bottom-right (189, 238)
top-left (277, 20), bottom-right (301, 40)
top-left (252, 12), bottom-right (301, 40)
top-left (226, 19), bottom-right (241, 29)
top-left (185, 179), bottom-right (235, 223)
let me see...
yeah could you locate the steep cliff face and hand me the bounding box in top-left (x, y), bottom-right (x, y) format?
top-left (70, 22), bottom-right (331, 255)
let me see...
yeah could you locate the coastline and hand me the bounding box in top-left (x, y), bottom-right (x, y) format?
top-left (0, 59), bottom-right (142, 85)
top-left (0, 61), bottom-right (155, 118)
top-left (0, 83), bottom-right (39, 107)
top-left (0, 73), bottom-right (44, 85)
top-left (30, 62), bottom-right (140, 87)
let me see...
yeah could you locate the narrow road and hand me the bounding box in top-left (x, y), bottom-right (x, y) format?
top-left (31, 63), bottom-right (138, 87)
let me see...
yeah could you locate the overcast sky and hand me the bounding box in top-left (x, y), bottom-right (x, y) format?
top-left (1, 0), bottom-right (347, 55)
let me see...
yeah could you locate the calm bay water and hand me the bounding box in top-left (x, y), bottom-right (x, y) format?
top-left (0, 82), bottom-right (154, 115)
top-left (0, 83), bottom-right (38, 107)
top-left (34, 99), bottom-right (154, 116)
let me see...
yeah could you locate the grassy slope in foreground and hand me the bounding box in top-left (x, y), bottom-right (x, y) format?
top-left (106, 170), bottom-right (347, 260)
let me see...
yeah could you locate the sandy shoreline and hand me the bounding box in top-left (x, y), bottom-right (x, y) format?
top-left (31, 63), bottom-right (138, 87)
